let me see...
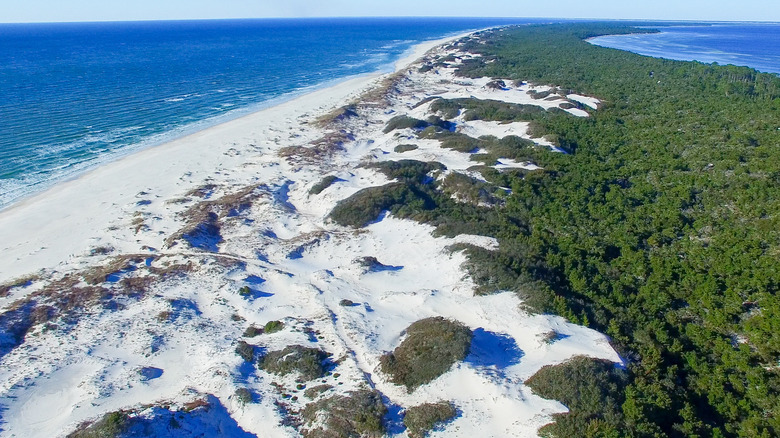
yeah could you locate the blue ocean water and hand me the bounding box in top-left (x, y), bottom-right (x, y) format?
top-left (589, 23), bottom-right (780, 75)
top-left (0, 17), bottom-right (538, 209)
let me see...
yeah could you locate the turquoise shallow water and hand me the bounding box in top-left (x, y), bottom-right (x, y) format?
top-left (0, 17), bottom-right (537, 209)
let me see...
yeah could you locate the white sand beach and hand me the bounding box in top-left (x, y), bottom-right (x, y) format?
top-left (0, 30), bottom-right (619, 438)
top-left (0, 34), bottom-right (462, 281)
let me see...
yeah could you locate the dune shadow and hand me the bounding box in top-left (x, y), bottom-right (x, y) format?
top-left (384, 401), bottom-right (406, 435)
top-left (274, 180), bottom-right (297, 212)
top-left (0, 402), bottom-right (7, 434)
top-left (182, 214), bottom-right (222, 252)
top-left (138, 367), bottom-right (164, 381)
top-left (168, 298), bottom-right (202, 320)
top-left (241, 276), bottom-right (273, 298)
top-left (236, 346), bottom-right (265, 381)
top-left (465, 328), bottom-right (524, 369)
top-left (356, 256), bottom-right (403, 273)
top-left (106, 265), bottom-right (138, 283)
top-left (248, 289), bottom-right (274, 298)
top-left (244, 275), bottom-right (265, 285)
top-left (124, 394), bottom-right (256, 437)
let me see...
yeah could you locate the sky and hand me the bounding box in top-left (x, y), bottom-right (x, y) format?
top-left (1, 0), bottom-right (778, 23)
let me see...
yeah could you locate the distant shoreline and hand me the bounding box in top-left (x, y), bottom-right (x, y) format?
top-left (588, 22), bottom-right (780, 74)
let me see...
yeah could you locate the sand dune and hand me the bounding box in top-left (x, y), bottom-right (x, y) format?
top-left (0, 31), bottom-right (617, 438)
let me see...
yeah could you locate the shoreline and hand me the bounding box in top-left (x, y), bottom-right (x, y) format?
top-left (0, 30), bottom-right (475, 280)
top-left (0, 29), bottom-right (473, 216)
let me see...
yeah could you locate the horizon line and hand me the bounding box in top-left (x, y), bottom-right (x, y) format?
top-left (2, 16), bottom-right (779, 25)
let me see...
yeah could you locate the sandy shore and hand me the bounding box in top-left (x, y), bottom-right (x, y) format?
top-left (0, 32), bottom-right (470, 281)
top-left (0, 27), bottom-right (619, 438)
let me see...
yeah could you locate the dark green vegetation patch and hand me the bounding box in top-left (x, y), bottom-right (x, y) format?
top-left (328, 182), bottom-right (431, 228)
top-left (394, 143), bottom-right (419, 153)
top-left (309, 175), bottom-right (340, 195)
top-left (328, 159), bottom-right (517, 230)
top-left (235, 340), bottom-right (257, 362)
top-left (68, 411), bottom-right (129, 438)
top-left (263, 320), bottom-right (285, 334)
top-left (383, 115), bottom-right (430, 133)
top-left (258, 345), bottom-right (331, 381)
top-left (383, 115), bottom-right (454, 134)
top-left (525, 356), bottom-right (629, 437)
top-left (371, 23), bottom-right (780, 437)
top-left (439, 172), bottom-right (505, 206)
top-left (243, 324), bottom-right (263, 337)
top-left (380, 317), bottom-right (472, 391)
top-left (369, 160), bottom-right (446, 182)
top-left (430, 97), bottom-right (549, 123)
top-left (234, 387), bottom-right (253, 405)
top-left (327, 160), bottom-right (447, 227)
top-left (304, 384), bottom-right (333, 399)
top-left (301, 390), bottom-right (387, 438)
top-left (404, 401), bottom-right (458, 438)
top-left (324, 22), bottom-right (780, 437)
top-left (421, 130), bottom-right (547, 164)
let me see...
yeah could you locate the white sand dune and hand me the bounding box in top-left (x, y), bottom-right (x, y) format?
top-left (0, 32), bottom-right (618, 438)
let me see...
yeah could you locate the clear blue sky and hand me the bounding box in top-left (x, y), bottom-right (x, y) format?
top-left (2, 0), bottom-right (778, 23)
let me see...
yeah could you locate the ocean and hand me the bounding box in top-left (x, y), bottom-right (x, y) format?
top-left (0, 17), bottom-right (535, 209)
top-left (589, 23), bottom-right (780, 75)
top-left (3, 19), bottom-right (779, 210)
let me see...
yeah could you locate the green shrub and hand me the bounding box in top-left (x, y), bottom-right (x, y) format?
top-left (235, 340), bottom-right (256, 362)
top-left (486, 79), bottom-right (507, 90)
top-left (525, 356), bottom-right (628, 438)
top-left (440, 172), bottom-right (503, 206)
top-left (67, 411), bottom-right (130, 438)
top-left (404, 401), bottom-right (457, 438)
top-left (238, 286), bottom-right (251, 296)
top-left (243, 325), bottom-right (263, 337)
top-left (380, 317), bottom-right (472, 391)
top-left (394, 144), bottom-right (419, 153)
top-left (429, 99), bottom-right (461, 119)
top-left (436, 132), bottom-right (482, 153)
top-left (423, 129), bottom-right (545, 164)
top-left (528, 89), bottom-right (553, 99)
top-left (425, 115), bottom-right (456, 131)
top-left (309, 175), bottom-right (340, 195)
top-left (368, 160), bottom-right (445, 183)
top-left (301, 390), bottom-right (387, 438)
top-left (430, 98), bottom-right (547, 122)
top-left (259, 345), bottom-right (331, 381)
top-left (235, 387), bottom-right (253, 405)
top-left (383, 115), bottom-right (430, 133)
top-left (328, 160), bottom-right (447, 228)
top-left (328, 182), bottom-right (434, 228)
top-left (263, 320), bottom-right (285, 334)
top-left (304, 384), bottom-right (333, 399)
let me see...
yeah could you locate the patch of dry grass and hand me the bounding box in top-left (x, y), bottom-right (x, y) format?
top-left (279, 131), bottom-right (354, 164)
top-left (0, 274), bottom-right (40, 297)
top-left (165, 184), bottom-right (264, 249)
top-left (313, 106), bottom-right (358, 128)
